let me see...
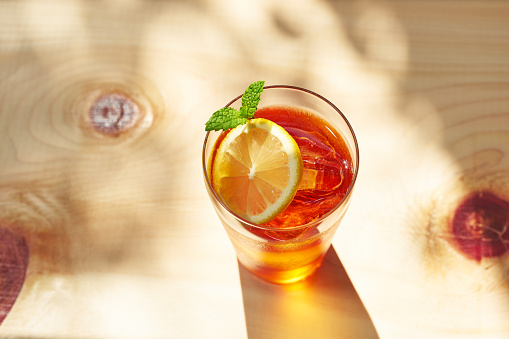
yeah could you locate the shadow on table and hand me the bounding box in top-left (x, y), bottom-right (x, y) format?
top-left (238, 246), bottom-right (379, 339)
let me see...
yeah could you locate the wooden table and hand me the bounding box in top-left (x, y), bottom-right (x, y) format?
top-left (1, 0), bottom-right (508, 338)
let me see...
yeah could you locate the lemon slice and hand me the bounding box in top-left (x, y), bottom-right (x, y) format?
top-left (212, 118), bottom-right (303, 224)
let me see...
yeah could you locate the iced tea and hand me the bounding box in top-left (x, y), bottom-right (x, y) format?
top-left (207, 101), bottom-right (356, 283)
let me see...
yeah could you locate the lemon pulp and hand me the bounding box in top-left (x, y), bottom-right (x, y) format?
top-left (212, 118), bottom-right (303, 224)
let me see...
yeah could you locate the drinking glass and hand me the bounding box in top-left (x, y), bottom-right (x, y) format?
top-left (202, 85), bottom-right (359, 284)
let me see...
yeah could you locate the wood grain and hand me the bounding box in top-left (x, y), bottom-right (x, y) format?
top-left (0, 0), bottom-right (508, 338)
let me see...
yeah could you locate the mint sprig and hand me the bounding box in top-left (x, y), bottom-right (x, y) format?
top-left (205, 81), bottom-right (265, 131)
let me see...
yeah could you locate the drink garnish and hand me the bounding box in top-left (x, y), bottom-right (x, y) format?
top-left (205, 81), bottom-right (265, 131)
top-left (211, 118), bottom-right (303, 224)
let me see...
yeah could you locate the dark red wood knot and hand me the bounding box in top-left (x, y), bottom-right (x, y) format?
top-left (90, 93), bottom-right (140, 136)
top-left (0, 227), bottom-right (28, 325)
top-left (451, 191), bottom-right (509, 262)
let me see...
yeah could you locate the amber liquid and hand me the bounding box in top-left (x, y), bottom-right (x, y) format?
top-left (255, 106), bottom-right (354, 228)
top-left (212, 106), bottom-right (354, 283)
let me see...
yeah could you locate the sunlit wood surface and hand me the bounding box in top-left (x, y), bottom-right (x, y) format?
top-left (1, 0), bottom-right (509, 338)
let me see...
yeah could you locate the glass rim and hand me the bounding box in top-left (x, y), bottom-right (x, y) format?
top-left (202, 85), bottom-right (360, 232)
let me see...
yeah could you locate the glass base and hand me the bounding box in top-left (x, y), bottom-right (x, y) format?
top-left (240, 253), bottom-right (326, 284)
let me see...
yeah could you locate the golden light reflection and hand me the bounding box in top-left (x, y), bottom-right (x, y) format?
top-left (239, 247), bottom-right (378, 338)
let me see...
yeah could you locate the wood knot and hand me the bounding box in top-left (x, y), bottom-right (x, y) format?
top-left (70, 79), bottom-right (162, 142)
top-left (90, 93), bottom-right (140, 136)
top-left (451, 191), bottom-right (509, 262)
top-left (0, 227), bottom-right (28, 325)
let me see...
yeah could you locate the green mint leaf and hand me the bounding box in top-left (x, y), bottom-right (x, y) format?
top-left (241, 81), bottom-right (264, 118)
top-left (239, 106), bottom-right (248, 119)
top-left (205, 81), bottom-right (265, 132)
top-left (205, 107), bottom-right (248, 131)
